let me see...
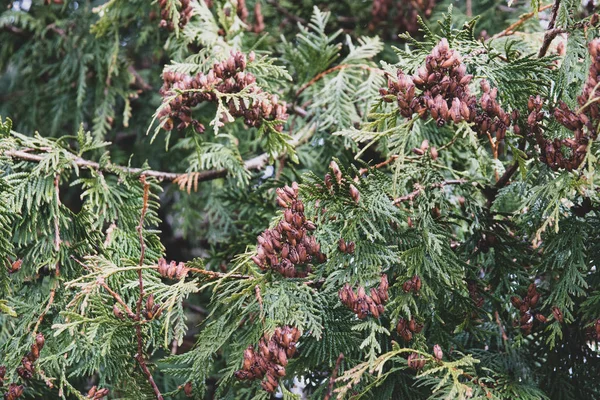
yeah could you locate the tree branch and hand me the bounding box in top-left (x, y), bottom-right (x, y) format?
top-left (296, 64), bottom-right (386, 97)
top-left (5, 129), bottom-right (310, 185)
top-left (392, 179), bottom-right (467, 205)
top-left (264, 0), bottom-right (306, 24)
top-left (491, 4), bottom-right (553, 40)
top-left (538, 0), bottom-right (563, 58)
top-left (134, 176), bottom-right (164, 400)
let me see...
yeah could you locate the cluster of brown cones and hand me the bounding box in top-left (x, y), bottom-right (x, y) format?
top-left (158, 0), bottom-right (193, 31)
top-left (1, 367), bottom-right (23, 400)
top-left (234, 326), bottom-right (301, 392)
top-left (396, 317), bottom-right (423, 341)
top-left (16, 334), bottom-right (44, 380)
top-left (338, 275), bottom-right (389, 319)
top-left (3, 383), bottom-right (23, 400)
top-left (402, 275), bottom-right (422, 294)
top-left (381, 39), bottom-right (512, 144)
top-left (7, 259), bottom-right (21, 274)
top-left (157, 258), bottom-right (189, 280)
top-left (86, 386), bottom-right (109, 399)
top-left (251, 183), bottom-right (326, 278)
top-left (511, 284), bottom-right (545, 335)
top-left (158, 51), bottom-right (287, 133)
top-left (533, 39), bottom-right (600, 171)
top-left (324, 161), bottom-right (360, 204)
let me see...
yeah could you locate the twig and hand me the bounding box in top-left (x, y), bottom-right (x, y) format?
top-left (296, 64), bottom-right (385, 97)
top-left (182, 301), bottom-right (208, 315)
top-left (6, 129), bottom-right (309, 184)
top-left (358, 155), bottom-right (399, 176)
top-left (495, 137), bottom-right (527, 190)
top-left (99, 280), bottom-right (136, 319)
top-left (538, 0), bottom-right (564, 58)
top-left (187, 266), bottom-right (253, 280)
top-left (495, 311), bottom-right (508, 342)
top-left (392, 180), bottom-right (467, 205)
top-left (264, 0), bottom-right (306, 24)
top-left (491, 4), bottom-right (553, 39)
top-left (32, 286), bottom-right (56, 336)
top-left (134, 176), bottom-right (164, 400)
top-left (128, 66), bottom-right (152, 91)
top-left (324, 353), bottom-right (344, 400)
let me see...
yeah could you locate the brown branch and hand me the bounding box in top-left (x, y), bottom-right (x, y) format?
top-left (128, 66), bottom-right (152, 91)
top-left (358, 155), bottom-right (399, 176)
top-left (99, 280), bottom-right (136, 319)
top-left (495, 311), bottom-right (508, 342)
top-left (491, 4), bottom-right (553, 40)
top-left (495, 137), bottom-right (527, 190)
top-left (182, 301), bottom-right (208, 315)
top-left (264, 0), bottom-right (306, 24)
top-left (186, 266), bottom-right (253, 280)
top-left (5, 127), bottom-right (310, 185)
top-left (296, 64), bottom-right (385, 97)
top-left (538, 27), bottom-right (566, 57)
top-left (324, 353), bottom-right (344, 400)
top-left (392, 180), bottom-right (467, 205)
top-left (538, 0), bottom-right (564, 58)
top-left (5, 149), bottom-right (262, 182)
top-left (134, 176), bottom-right (164, 400)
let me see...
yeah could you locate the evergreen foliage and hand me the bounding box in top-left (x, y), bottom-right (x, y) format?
top-left (1, 0), bottom-right (600, 399)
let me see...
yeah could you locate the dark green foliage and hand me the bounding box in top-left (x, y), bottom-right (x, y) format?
top-left (2, 1), bottom-right (600, 399)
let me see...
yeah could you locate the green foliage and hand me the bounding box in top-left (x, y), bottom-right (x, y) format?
top-left (2, 1), bottom-right (600, 400)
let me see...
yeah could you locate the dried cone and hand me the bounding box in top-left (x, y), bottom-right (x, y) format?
top-left (339, 275), bottom-right (389, 319)
top-left (253, 183), bottom-right (326, 278)
top-left (234, 326), bottom-right (300, 392)
top-left (5, 384), bottom-right (24, 400)
top-left (433, 344), bottom-right (443, 361)
top-left (183, 382), bottom-right (193, 397)
top-left (159, 51), bottom-right (286, 133)
top-left (8, 259), bottom-right (22, 273)
top-left (407, 352), bottom-right (426, 370)
top-left (157, 258), bottom-right (189, 280)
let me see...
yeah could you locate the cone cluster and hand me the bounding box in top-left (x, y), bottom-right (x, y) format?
top-left (533, 39), bottom-right (600, 171)
top-left (157, 258), bottom-right (189, 280)
top-left (16, 334), bottom-right (44, 380)
top-left (7, 259), bottom-right (21, 274)
top-left (338, 275), bottom-right (389, 319)
top-left (143, 294), bottom-right (162, 320)
top-left (86, 386), bottom-right (109, 399)
top-left (158, 0), bottom-right (193, 31)
top-left (338, 238), bottom-right (355, 254)
top-left (396, 317), bottom-right (423, 341)
top-left (407, 352), bottom-right (426, 370)
top-left (381, 39), bottom-right (512, 143)
top-left (3, 384), bottom-right (23, 400)
top-left (158, 51), bottom-right (287, 133)
top-left (402, 275), bottom-right (422, 294)
top-left (251, 183), bottom-right (326, 278)
top-left (324, 161), bottom-right (361, 204)
top-left (511, 284), bottom-right (545, 335)
top-left (234, 326), bottom-right (301, 393)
